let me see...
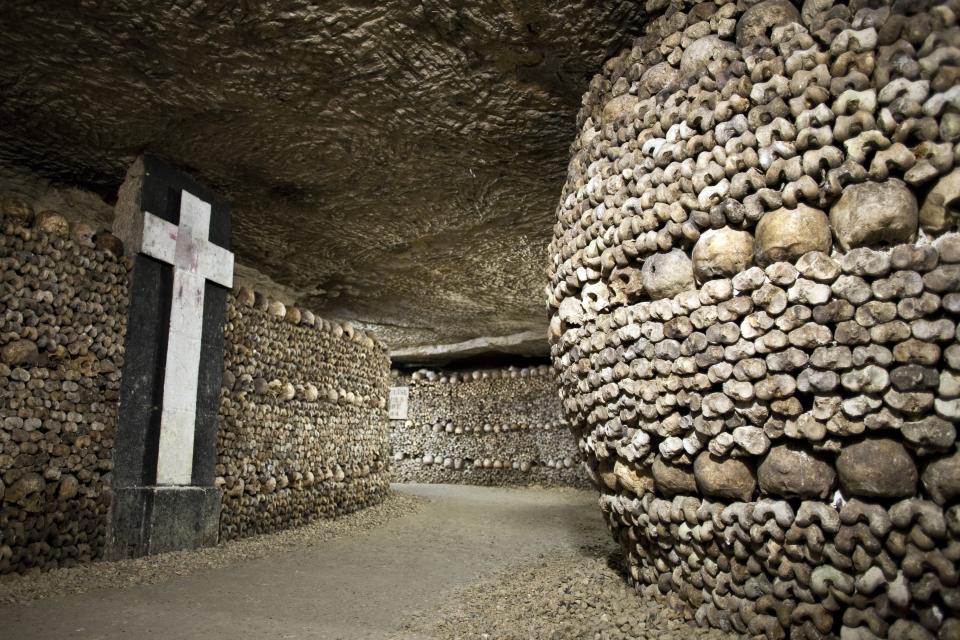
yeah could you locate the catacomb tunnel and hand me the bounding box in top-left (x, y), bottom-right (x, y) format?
top-left (1, 1), bottom-right (960, 638)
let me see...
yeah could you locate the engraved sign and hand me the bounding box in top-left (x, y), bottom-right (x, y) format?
top-left (389, 386), bottom-right (409, 420)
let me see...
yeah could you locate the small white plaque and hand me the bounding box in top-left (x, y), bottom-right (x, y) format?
top-left (389, 386), bottom-right (409, 420)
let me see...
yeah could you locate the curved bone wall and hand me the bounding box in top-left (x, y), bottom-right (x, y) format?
top-left (1, 200), bottom-right (127, 574)
top-left (390, 366), bottom-right (586, 487)
top-left (1, 173), bottom-right (394, 571)
top-left (547, 1), bottom-right (960, 637)
top-left (218, 290), bottom-right (392, 540)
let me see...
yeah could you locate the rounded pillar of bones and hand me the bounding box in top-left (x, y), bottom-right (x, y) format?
top-left (547, 1), bottom-right (960, 636)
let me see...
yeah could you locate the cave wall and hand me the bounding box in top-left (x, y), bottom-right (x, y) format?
top-left (0, 2), bottom-right (653, 352)
top-left (390, 366), bottom-right (586, 487)
top-left (547, 0), bottom-right (960, 637)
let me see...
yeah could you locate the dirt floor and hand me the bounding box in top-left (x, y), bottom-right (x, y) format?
top-left (0, 484), bottom-right (741, 640)
top-left (393, 543), bottom-right (743, 640)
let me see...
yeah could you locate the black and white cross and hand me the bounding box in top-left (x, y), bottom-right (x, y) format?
top-left (140, 191), bottom-right (234, 484)
top-left (109, 155), bottom-right (232, 559)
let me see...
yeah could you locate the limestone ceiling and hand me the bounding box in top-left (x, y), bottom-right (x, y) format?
top-left (0, 0), bottom-right (646, 354)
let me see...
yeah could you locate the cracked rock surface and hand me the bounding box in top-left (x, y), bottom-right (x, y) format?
top-left (0, 1), bottom-right (646, 350)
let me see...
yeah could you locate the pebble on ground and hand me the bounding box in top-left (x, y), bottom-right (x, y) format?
top-left (395, 544), bottom-right (744, 640)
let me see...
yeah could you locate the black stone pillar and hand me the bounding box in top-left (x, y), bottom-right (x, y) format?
top-left (107, 155), bottom-right (230, 559)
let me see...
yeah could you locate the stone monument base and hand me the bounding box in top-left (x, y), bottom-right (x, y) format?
top-left (108, 486), bottom-right (220, 560)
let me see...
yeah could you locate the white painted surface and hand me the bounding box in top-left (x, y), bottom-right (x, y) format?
top-left (388, 387), bottom-right (409, 420)
top-left (139, 190), bottom-right (234, 485)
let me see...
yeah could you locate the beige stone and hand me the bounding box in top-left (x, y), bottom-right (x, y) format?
top-left (598, 459), bottom-right (618, 491)
top-left (601, 94), bottom-right (639, 126)
top-left (758, 444), bottom-right (836, 499)
top-left (837, 438), bottom-right (917, 498)
top-left (755, 205), bottom-right (832, 266)
top-left (95, 232), bottom-right (124, 255)
top-left (830, 179), bottom-right (918, 251)
top-left (1, 339), bottom-right (39, 366)
top-left (652, 456), bottom-right (698, 497)
top-left (613, 460), bottom-right (654, 496)
top-left (57, 474), bottom-right (79, 500)
top-left (922, 451), bottom-right (960, 505)
top-left (736, 0), bottom-right (801, 48)
top-left (693, 452), bottom-right (756, 501)
top-left (692, 228), bottom-right (754, 282)
top-left (639, 62), bottom-right (678, 96)
top-left (680, 36), bottom-right (737, 78)
top-left (4, 472), bottom-right (44, 504)
top-left (35, 210), bottom-right (70, 236)
top-left (919, 169), bottom-right (960, 233)
top-left (71, 221), bottom-right (97, 247)
top-left (0, 194), bottom-right (34, 224)
top-left (642, 250), bottom-right (695, 300)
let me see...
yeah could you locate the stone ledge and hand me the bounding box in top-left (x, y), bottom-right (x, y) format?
top-left (390, 329), bottom-right (549, 365)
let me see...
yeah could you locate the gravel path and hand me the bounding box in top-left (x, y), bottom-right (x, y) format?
top-left (0, 484), bottom-right (606, 639)
top-left (1, 484), bottom-right (742, 639)
top-left (393, 543), bottom-right (745, 640)
top-left (0, 489), bottom-right (425, 605)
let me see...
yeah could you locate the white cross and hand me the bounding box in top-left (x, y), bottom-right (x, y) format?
top-left (139, 190), bottom-right (234, 485)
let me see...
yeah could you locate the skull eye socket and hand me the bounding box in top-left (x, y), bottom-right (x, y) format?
top-left (946, 195), bottom-right (960, 216)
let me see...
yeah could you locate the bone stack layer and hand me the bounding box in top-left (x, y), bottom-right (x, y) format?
top-left (547, 1), bottom-right (960, 637)
top-left (0, 201), bottom-right (128, 575)
top-left (1, 188), bottom-right (394, 569)
top-left (390, 365), bottom-right (587, 487)
top-left (217, 289), bottom-right (392, 540)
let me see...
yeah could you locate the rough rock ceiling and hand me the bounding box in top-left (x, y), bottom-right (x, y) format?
top-left (0, 0), bottom-right (646, 353)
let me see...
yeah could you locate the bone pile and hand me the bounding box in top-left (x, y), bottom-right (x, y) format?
top-left (217, 289), bottom-right (392, 540)
top-left (389, 365), bottom-right (587, 487)
top-left (0, 197), bottom-right (127, 574)
top-left (547, 0), bottom-right (960, 637)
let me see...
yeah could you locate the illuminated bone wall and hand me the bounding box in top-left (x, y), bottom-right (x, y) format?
top-left (390, 366), bottom-right (586, 487)
top-left (547, 1), bottom-right (960, 637)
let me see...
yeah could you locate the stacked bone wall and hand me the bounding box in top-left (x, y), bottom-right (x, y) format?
top-left (548, 1), bottom-right (960, 638)
top-left (1, 171), bottom-right (395, 569)
top-left (0, 196), bottom-right (128, 574)
top-left (390, 365), bottom-right (586, 487)
top-left (217, 290), bottom-right (392, 540)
